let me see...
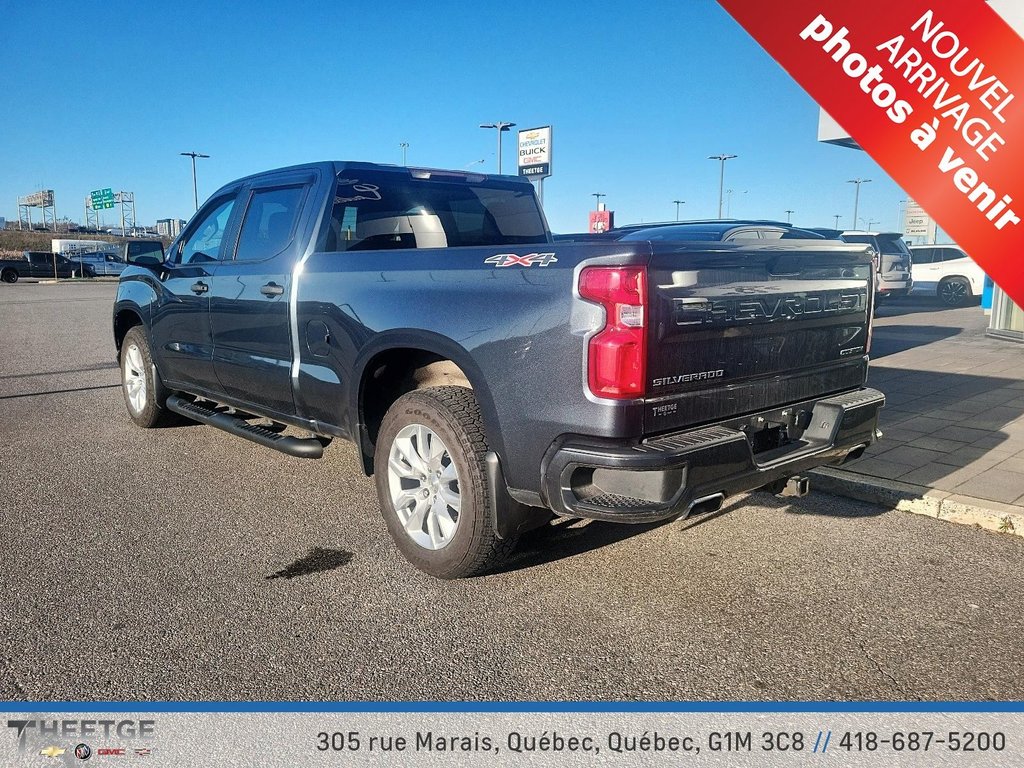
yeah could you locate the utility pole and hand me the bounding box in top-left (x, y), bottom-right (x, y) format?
top-left (673, 200), bottom-right (685, 221)
top-left (847, 178), bottom-right (872, 231)
top-left (479, 122), bottom-right (516, 174)
top-left (709, 154), bottom-right (737, 218)
top-left (180, 151), bottom-right (210, 212)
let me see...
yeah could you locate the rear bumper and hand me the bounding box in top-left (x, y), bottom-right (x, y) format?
top-left (541, 388), bottom-right (884, 523)
top-left (877, 277), bottom-right (912, 297)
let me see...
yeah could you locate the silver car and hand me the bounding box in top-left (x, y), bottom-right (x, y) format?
top-left (67, 251), bottom-right (128, 277)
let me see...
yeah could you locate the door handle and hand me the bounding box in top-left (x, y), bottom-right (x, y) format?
top-left (191, 281), bottom-right (208, 295)
top-left (261, 282), bottom-right (285, 297)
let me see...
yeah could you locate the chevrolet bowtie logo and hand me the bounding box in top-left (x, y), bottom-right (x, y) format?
top-left (40, 746), bottom-right (66, 757)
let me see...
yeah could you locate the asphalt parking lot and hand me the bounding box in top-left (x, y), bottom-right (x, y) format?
top-left (2, 281), bottom-right (1024, 702)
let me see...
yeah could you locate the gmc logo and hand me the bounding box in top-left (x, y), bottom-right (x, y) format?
top-left (673, 290), bottom-right (867, 326)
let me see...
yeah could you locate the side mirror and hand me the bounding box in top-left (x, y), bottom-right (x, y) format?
top-left (129, 253), bottom-right (164, 267)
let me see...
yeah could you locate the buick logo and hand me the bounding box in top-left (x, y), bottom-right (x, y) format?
top-left (75, 743), bottom-right (92, 760)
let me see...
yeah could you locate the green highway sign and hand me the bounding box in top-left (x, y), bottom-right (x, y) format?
top-left (90, 188), bottom-right (115, 209)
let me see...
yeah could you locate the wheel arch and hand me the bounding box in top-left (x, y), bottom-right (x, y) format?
top-left (353, 331), bottom-right (505, 475)
top-left (937, 273), bottom-right (973, 287)
top-left (113, 298), bottom-right (149, 362)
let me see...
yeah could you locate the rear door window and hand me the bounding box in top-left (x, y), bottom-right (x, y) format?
top-left (912, 248), bottom-right (934, 264)
top-left (235, 186), bottom-right (306, 261)
top-left (939, 247), bottom-right (966, 262)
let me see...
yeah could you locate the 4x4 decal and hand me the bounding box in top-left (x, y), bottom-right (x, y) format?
top-left (485, 252), bottom-right (558, 268)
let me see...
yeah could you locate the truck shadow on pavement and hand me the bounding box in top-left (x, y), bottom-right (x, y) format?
top-left (495, 517), bottom-right (676, 574)
top-left (838, 364), bottom-right (1023, 503)
top-left (496, 490), bottom-right (890, 574)
top-left (869, 325), bottom-right (962, 358)
top-left (0, 362), bottom-right (118, 380)
top-left (0, 383), bottom-right (121, 400)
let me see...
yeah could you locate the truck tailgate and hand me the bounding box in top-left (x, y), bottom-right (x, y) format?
top-left (644, 242), bottom-right (874, 434)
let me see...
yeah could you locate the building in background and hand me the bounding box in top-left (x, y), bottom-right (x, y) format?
top-left (817, 0), bottom-right (1022, 342)
top-left (156, 218), bottom-right (186, 238)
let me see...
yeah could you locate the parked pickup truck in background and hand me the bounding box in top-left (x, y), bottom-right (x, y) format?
top-left (113, 161), bottom-right (884, 578)
top-left (0, 251), bottom-right (81, 282)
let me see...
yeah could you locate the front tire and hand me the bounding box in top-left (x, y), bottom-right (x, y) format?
top-left (121, 326), bottom-right (170, 428)
top-left (374, 386), bottom-right (516, 578)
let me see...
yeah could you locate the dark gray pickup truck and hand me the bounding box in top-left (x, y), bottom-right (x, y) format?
top-left (113, 161), bottom-right (883, 577)
top-left (0, 251), bottom-right (81, 282)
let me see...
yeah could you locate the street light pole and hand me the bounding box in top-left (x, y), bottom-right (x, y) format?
top-left (833, 214), bottom-right (842, 229)
top-left (847, 178), bottom-right (872, 230)
top-left (479, 122), bottom-right (516, 174)
top-left (592, 193), bottom-right (606, 210)
top-left (399, 142), bottom-right (409, 166)
top-left (180, 151), bottom-right (210, 212)
top-left (785, 209), bottom-right (794, 224)
top-left (709, 154), bottom-right (737, 218)
top-left (673, 200), bottom-right (685, 221)
top-left (897, 198), bottom-right (909, 233)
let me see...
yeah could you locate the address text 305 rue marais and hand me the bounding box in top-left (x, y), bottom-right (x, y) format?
top-left (314, 726), bottom-right (1009, 757)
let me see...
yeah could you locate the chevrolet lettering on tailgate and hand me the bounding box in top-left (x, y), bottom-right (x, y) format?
top-left (673, 290), bottom-right (868, 326)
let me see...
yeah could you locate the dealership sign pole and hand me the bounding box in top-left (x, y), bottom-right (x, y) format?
top-left (518, 126), bottom-right (552, 204)
top-left (717, 0), bottom-right (1024, 306)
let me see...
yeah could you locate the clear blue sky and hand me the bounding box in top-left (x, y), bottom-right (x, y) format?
top-left (2, 0), bottom-right (907, 234)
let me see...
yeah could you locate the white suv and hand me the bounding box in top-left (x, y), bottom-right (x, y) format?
top-left (908, 244), bottom-right (985, 306)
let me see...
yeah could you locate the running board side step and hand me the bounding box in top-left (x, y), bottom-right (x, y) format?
top-left (166, 394), bottom-right (324, 459)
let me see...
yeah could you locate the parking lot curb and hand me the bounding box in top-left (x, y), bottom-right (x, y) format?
top-left (809, 466), bottom-right (1024, 539)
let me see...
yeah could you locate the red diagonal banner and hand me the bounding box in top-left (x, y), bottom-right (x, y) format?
top-left (718, 0), bottom-right (1024, 307)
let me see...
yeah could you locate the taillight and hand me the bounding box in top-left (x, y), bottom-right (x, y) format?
top-left (578, 266), bottom-right (647, 399)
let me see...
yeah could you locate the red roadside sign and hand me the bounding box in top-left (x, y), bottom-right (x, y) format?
top-left (717, 0), bottom-right (1024, 307)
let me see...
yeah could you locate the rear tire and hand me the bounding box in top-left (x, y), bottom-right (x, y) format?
top-left (121, 326), bottom-right (171, 428)
top-left (938, 277), bottom-right (972, 306)
top-left (1, 269), bottom-right (18, 284)
top-left (374, 386), bottom-right (517, 578)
